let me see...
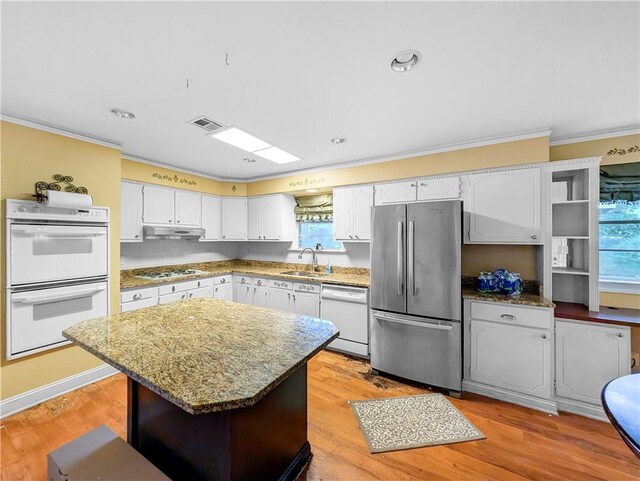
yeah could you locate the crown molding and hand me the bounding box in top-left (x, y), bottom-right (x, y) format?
top-left (549, 126), bottom-right (640, 146)
top-left (121, 154), bottom-right (246, 183)
top-left (1, 113), bottom-right (122, 149)
top-left (242, 128), bottom-right (553, 182)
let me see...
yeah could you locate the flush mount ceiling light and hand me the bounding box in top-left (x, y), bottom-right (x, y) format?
top-left (331, 137), bottom-right (347, 144)
top-left (254, 146), bottom-right (301, 164)
top-left (390, 50), bottom-right (422, 72)
top-left (211, 127), bottom-right (270, 152)
top-left (110, 108), bottom-right (135, 119)
top-left (306, 188), bottom-right (318, 193)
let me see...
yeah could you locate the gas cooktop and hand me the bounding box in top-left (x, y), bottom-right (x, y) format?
top-left (135, 269), bottom-right (209, 280)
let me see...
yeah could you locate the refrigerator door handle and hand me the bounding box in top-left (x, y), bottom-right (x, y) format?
top-left (408, 221), bottom-right (415, 296)
top-left (397, 221), bottom-right (404, 295)
top-left (373, 312), bottom-right (453, 331)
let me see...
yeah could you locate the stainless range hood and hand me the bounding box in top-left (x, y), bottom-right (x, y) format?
top-left (143, 225), bottom-right (205, 239)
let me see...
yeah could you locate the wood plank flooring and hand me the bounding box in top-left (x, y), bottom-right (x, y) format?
top-left (2, 350), bottom-right (638, 480)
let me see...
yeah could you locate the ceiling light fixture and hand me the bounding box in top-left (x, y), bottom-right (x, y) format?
top-left (110, 108), bottom-right (135, 119)
top-left (306, 189), bottom-right (318, 193)
top-left (254, 146), bottom-right (300, 164)
top-left (211, 127), bottom-right (271, 152)
top-left (331, 137), bottom-right (347, 144)
top-left (390, 50), bottom-right (422, 73)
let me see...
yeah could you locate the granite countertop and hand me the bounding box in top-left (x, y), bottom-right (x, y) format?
top-left (63, 298), bottom-right (339, 414)
top-left (121, 260), bottom-right (370, 290)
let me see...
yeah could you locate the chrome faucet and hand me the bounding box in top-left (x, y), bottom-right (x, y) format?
top-left (298, 247), bottom-right (318, 271)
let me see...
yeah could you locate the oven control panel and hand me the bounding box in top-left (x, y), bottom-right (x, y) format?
top-left (6, 199), bottom-right (109, 223)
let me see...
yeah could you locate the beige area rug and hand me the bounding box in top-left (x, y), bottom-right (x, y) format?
top-left (350, 393), bottom-right (485, 453)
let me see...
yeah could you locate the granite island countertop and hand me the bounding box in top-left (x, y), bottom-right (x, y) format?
top-left (63, 298), bottom-right (339, 414)
top-left (121, 260), bottom-right (370, 290)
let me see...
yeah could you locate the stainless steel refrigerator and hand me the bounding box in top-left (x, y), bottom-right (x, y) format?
top-left (370, 200), bottom-right (462, 394)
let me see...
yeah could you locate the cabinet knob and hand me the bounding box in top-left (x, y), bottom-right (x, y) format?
top-left (420, 182), bottom-right (426, 187)
top-left (133, 293), bottom-right (142, 300)
top-left (349, 235), bottom-right (353, 238)
top-left (169, 220), bottom-right (173, 223)
top-left (411, 183), bottom-right (416, 187)
top-left (500, 314), bottom-right (516, 320)
top-left (197, 281), bottom-right (201, 287)
top-left (292, 294), bottom-right (296, 301)
top-left (355, 235), bottom-right (359, 239)
top-left (172, 286), bottom-right (176, 293)
top-left (222, 235), bottom-right (226, 238)
top-left (531, 235), bottom-right (537, 240)
top-left (215, 287), bottom-right (219, 292)
top-left (617, 332), bottom-right (624, 338)
top-left (188, 293), bottom-right (193, 298)
top-left (221, 278), bottom-right (226, 283)
top-left (177, 220), bottom-right (181, 223)
top-left (288, 293), bottom-right (291, 299)
top-left (540, 333), bottom-right (547, 340)
top-left (134, 234), bottom-right (140, 238)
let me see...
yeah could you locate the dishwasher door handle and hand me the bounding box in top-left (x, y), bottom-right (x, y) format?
top-left (374, 312), bottom-right (453, 331)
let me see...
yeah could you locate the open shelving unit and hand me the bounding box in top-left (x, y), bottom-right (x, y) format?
top-left (543, 158), bottom-right (600, 311)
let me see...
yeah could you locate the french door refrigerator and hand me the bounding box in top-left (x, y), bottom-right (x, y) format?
top-left (370, 200), bottom-right (462, 394)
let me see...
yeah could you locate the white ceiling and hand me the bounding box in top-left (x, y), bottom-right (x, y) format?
top-left (2, 1), bottom-right (639, 180)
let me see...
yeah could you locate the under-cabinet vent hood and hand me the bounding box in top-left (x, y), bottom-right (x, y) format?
top-left (143, 225), bottom-right (205, 239)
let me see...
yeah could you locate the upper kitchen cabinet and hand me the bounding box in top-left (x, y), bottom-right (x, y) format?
top-left (174, 190), bottom-right (201, 226)
top-left (247, 194), bottom-right (296, 241)
top-left (120, 181), bottom-right (143, 242)
top-left (201, 195), bottom-right (221, 241)
top-left (143, 185), bottom-right (175, 225)
top-left (463, 168), bottom-right (541, 244)
top-left (374, 181), bottom-right (416, 204)
top-left (333, 185), bottom-right (374, 241)
top-left (221, 197), bottom-right (248, 240)
top-left (374, 177), bottom-right (460, 204)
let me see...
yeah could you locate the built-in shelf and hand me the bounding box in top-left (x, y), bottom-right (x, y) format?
top-left (552, 267), bottom-right (590, 276)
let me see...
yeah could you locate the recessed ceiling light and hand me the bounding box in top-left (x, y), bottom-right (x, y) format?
top-left (243, 158), bottom-right (256, 163)
top-left (306, 189), bottom-right (318, 193)
top-left (110, 108), bottom-right (135, 119)
top-left (331, 137), bottom-right (347, 144)
top-left (211, 127), bottom-right (271, 152)
top-left (390, 50), bottom-right (422, 72)
top-left (254, 146), bottom-right (301, 164)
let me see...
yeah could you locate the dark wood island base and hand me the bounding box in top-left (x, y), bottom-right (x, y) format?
top-left (127, 365), bottom-right (311, 481)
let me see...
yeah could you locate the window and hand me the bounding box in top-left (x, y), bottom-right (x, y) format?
top-left (298, 221), bottom-right (342, 250)
top-left (599, 163), bottom-right (640, 292)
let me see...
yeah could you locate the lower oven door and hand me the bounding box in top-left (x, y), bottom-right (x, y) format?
top-left (10, 224), bottom-right (109, 285)
top-left (8, 281), bottom-right (108, 359)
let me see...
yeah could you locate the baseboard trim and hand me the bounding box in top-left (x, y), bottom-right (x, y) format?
top-left (555, 397), bottom-right (608, 422)
top-left (0, 364), bottom-right (118, 419)
top-left (462, 380), bottom-right (559, 415)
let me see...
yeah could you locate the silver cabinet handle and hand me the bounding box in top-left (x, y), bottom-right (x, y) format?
top-left (531, 235), bottom-right (537, 240)
top-left (181, 294), bottom-right (186, 299)
top-left (501, 314), bottom-right (516, 320)
top-left (197, 281), bottom-right (201, 287)
top-left (134, 234), bottom-right (140, 238)
top-left (540, 333), bottom-right (547, 340)
top-left (257, 280), bottom-right (262, 286)
top-left (410, 183), bottom-right (416, 187)
top-left (375, 313), bottom-right (453, 331)
top-left (397, 221), bottom-right (404, 296)
top-left (355, 235), bottom-right (359, 239)
top-left (420, 182), bottom-right (427, 187)
top-left (215, 287), bottom-right (219, 292)
top-left (133, 293), bottom-right (142, 300)
top-left (288, 293), bottom-right (291, 299)
top-left (172, 286), bottom-right (176, 293)
top-left (292, 294), bottom-right (296, 301)
top-left (617, 332), bottom-right (624, 338)
top-left (188, 293), bottom-right (193, 298)
top-left (220, 278), bottom-right (226, 283)
top-left (408, 220), bottom-right (415, 296)
top-left (169, 220), bottom-right (172, 223)
top-left (349, 235), bottom-right (353, 238)
top-left (177, 220), bottom-right (181, 223)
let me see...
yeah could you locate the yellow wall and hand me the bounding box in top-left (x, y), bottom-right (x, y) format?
top-left (248, 136), bottom-right (550, 196)
top-left (1, 121), bottom-right (122, 400)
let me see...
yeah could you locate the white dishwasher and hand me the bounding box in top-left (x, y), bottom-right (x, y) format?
top-left (321, 285), bottom-right (369, 358)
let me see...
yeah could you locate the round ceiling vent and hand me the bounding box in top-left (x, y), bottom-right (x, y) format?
top-left (390, 50), bottom-right (422, 73)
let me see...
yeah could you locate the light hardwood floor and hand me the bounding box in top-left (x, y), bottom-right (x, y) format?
top-left (1, 350), bottom-right (639, 480)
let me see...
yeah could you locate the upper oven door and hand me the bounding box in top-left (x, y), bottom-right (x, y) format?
top-left (10, 224), bottom-right (108, 285)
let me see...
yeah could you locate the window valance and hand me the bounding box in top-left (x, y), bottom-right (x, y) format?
top-left (600, 163), bottom-right (640, 202)
top-left (295, 194), bottom-right (333, 221)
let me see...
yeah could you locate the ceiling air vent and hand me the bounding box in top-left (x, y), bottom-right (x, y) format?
top-left (188, 116), bottom-right (224, 133)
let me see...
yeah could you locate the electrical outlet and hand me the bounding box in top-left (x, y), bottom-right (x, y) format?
top-left (279, 250), bottom-right (285, 259)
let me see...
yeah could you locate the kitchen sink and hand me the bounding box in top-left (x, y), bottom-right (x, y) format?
top-left (280, 270), bottom-right (328, 278)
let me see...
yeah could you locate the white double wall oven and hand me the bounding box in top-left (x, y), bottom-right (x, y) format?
top-left (6, 199), bottom-right (111, 359)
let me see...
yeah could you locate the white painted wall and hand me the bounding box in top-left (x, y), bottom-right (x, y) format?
top-left (120, 240), bottom-right (239, 269)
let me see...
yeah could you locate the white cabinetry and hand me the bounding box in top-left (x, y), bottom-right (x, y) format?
top-left (174, 190), bottom-right (201, 226)
top-left (247, 195), bottom-right (295, 241)
top-left (333, 186), bottom-right (373, 241)
top-left (201, 195), bottom-right (221, 241)
top-left (555, 319), bottom-right (630, 418)
top-left (252, 278), bottom-right (269, 308)
top-left (120, 182), bottom-right (143, 242)
top-left (233, 275), bottom-right (253, 304)
top-left (120, 286), bottom-right (158, 312)
top-left (291, 283), bottom-right (320, 317)
top-left (416, 177), bottom-right (460, 201)
top-left (463, 168), bottom-right (541, 244)
top-left (374, 181), bottom-right (417, 204)
top-left (213, 275), bottom-right (233, 301)
top-left (221, 197), bottom-right (248, 240)
top-left (143, 185), bottom-right (175, 225)
top-left (268, 280), bottom-right (292, 311)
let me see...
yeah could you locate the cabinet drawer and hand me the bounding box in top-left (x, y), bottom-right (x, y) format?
top-left (294, 282), bottom-right (320, 294)
top-left (121, 287), bottom-right (158, 304)
top-left (470, 302), bottom-right (552, 330)
top-left (121, 297), bottom-right (157, 312)
top-left (213, 275), bottom-right (232, 285)
top-left (253, 277), bottom-right (268, 287)
top-left (158, 278), bottom-right (213, 295)
top-left (233, 275), bottom-right (252, 285)
top-left (269, 279), bottom-right (292, 290)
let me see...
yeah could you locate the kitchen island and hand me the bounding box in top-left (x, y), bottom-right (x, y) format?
top-left (63, 298), bottom-right (339, 481)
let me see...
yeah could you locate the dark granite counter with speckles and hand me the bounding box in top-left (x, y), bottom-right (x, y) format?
top-left (63, 298), bottom-right (339, 414)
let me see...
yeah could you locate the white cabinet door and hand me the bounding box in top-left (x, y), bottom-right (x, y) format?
top-left (333, 187), bottom-right (353, 240)
top-left (268, 288), bottom-right (291, 312)
top-left (556, 320), bottom-right (631, 404)
top-left (262, 196), bottom-right (283, 240)
top-left (470, 319), bottom-right (552, 399)
top-left (213, 283), bottom-right (233, 301)
top-left (252, 286), bottom-right (269, 307)
top-left (352, 186), bottom-right (374, 240)
top-left (292, 292), bottom-right (320, 317)
top-left (417, 177), bottom-right (460, 201)
top-left (221, 197), bottom-right (248, 240)
top-left (143, 185), bottom-right (175, 225)
top-left (464, 168), bottom-right (541, 244)
top-left (158, 292), bottom-right (187, 304)
top-left (120, 182), bottom-right (143, 242)
top-left (234, 283), bottom-right (252, 304)
top-left (188, 286), bottom-right (212, 299)
top-left (175, 190), bottom-right (201, 226)
top-left (247, 197), bottom-right (263, 240)
top-left (374, 181), bottom-right (417, 205)
top-left (201, 195), bottom-right (221, 241)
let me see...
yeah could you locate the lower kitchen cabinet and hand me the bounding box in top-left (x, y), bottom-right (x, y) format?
top-left (120, 286), bottom-right (158, 312)
top-left (234, 283), bottom-right (252, 304)
top-left (159, 292), bottom-right (188, 304)
top-left (188, 286), bottom-right (213, 299)
top-left (555, 319), bottom-right (631, 415)
top-left (252, 285), bottom-right (269, 307)
top-left (291, 291), bottom-right (320, 317)
top-left (268, 288), bottom-right (291, 311)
